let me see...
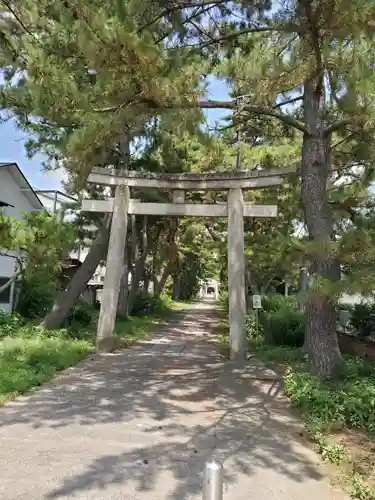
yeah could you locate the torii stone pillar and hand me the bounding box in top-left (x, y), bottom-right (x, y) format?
top-left (97, 184), bottom-right (129, 352)
top-left (227, 188), bottom-right (246, 360)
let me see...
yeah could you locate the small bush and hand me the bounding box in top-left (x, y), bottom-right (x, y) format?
top-left (131, 292), bottom-right (168, 317)
top-left (245, 313), bottom-right (261, 339)
top-left (265, 308), bottom-right (304, 347)
top-left (0, 312), bottom-right (24, 338)
top-left (131, 292), bottom-right (154, 316)
top-left (351, 303), bottom-right (375, 338)
top-left (67, 300), bottom-right (95, 329)
top-left (262, 294), bottom-right (299, 313)
top-left (16, 272), bottom-right (57, 320)
top-left (248, 338), bottom-right (304, 364)
top-left (218, 291), bottom-right (229, 311)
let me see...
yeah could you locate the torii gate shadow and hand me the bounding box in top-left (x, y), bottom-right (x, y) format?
top-left (0, 303), bottom-right (342, 500)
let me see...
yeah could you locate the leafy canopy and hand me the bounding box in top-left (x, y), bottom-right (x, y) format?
top-left (0, 210), bottom-right (75, 277)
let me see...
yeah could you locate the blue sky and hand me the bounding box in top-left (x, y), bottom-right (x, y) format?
top-left (0, 118), bottom-right (66, 190)
top-left (0, 78), bottom-right (230, 191)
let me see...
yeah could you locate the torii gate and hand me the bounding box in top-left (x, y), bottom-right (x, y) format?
top-left (82, 167), bottom-right (292, 359)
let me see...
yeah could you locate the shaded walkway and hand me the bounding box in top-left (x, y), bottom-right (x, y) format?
top-left (0, 302), bottom-right (347, 499)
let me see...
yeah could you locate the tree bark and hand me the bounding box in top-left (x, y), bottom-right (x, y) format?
top-left (153, 219), bottom-right (178, 300)
top-left (143, 269), bottom-right (150, 294)
top-left (299, 265), bottom-right (309, 294)
top-left (128, 216), bottom-right (148, 314)
top-left (301, 79), bottom-right (342, 377)
top-left (41, 217), bottom-right (111, 330)
top-left (172, 274), bottom-right (181, 301)
top-left (154, 261), bottom-right (173, 299)
top-left (117, 241), bottom-right (129, 318)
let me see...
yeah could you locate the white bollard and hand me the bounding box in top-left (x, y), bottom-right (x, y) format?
top-left (202, 458), bottom-right (224, 500)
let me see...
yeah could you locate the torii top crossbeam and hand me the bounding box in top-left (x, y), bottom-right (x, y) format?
top-left (88, 166), bottom-right (296, 190)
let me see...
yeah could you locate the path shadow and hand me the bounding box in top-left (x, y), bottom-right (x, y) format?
top-left (0, 304), bottom-right (331, 500)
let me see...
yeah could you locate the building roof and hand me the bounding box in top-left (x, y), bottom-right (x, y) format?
top-left (0, 162), bottom-right (44, 210)
top-left (35, 189), bottom-right (77, 205)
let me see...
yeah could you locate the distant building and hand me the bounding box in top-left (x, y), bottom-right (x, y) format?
top-left (34, 189), bottom-right (77, 219)
top-left (199, 279), bottom-right (219, 299)
top-left (0, 163), bottom-right (44, 312)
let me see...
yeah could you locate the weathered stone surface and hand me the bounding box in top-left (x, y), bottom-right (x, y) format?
top-left (228, 188), bottom-right (246, 360)
top-left (96, 184), bottom-right (129, 346)
top-left (82, 199), bottom-right (278, 218)
top-left (88, 168), bottom-right (285, 190)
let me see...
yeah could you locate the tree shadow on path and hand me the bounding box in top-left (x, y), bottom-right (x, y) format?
top-left (0, 304), bottom-right (345, 500)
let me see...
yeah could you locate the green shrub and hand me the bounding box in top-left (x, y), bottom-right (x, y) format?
top-left (219, 291), bottom-right (229, 311)
top-left (350, 302), bottom-right (375, 338)
top-left (131, 292), bottom-right (168, 317)
top-left (266, 307), bottom-right (305, 347)
top-left (67, 300), bottom-right (95, 329)
top-left (248, 338), bottom-right (304, 364)
top-left (0, 312), bottom-right (24, 338)
top-left (284, 358), bottom-right (375, 436)
top-left (152, 295), bottom-right (171, 315)
top-left (131, 292), bottom-right (154, 316)
top-left (245, 312), bottom-right (261, 339)
top-left (16, 272), bottom-right (57, 320)
top-left (262, 294), bottom-right (299, 313)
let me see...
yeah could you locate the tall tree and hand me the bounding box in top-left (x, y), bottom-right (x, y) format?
top-left (3, 0), bottom-right (375, 376)
top-left (163, 0), bottom-right (375, 376)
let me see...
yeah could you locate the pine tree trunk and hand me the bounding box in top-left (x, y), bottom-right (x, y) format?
top-left (41, 218), bottom-right (111, 330)
top-left (128, 216), bottom-right (148, 314)
top-left (143, 273), bottom-right (150, 294)
top-left (299, 265), bottom-right (309, 293)
top-left (153, 219), bottom-right (178, 300)
top-left (301, 80), bottom-right (342, 377)
top-left (128, 255), bottom-right (147, 313)
top-left (154, 263), bottom-right (172, 299)
top-left (117, 245), bottom-right (129, 318)
top-left (172, 275), bottom-right (181, 301)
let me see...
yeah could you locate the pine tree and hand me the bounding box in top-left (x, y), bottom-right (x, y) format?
top-left (166, 0), bottom-right (375, 376)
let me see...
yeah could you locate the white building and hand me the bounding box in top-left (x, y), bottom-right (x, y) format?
top-left (0, 162), bottom-right (44, 312)
top-left (198, 279), bottom-right (219, 299)
top-left (34, 189), bottom-right (77, 220)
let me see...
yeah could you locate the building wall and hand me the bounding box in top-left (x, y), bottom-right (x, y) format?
top-left (35, 192), bottom-right (62, 214)
top-left (0, 168), bottom-right (37, 312)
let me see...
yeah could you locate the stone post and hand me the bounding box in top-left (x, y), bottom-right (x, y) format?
top-left (97, 184), bottom-right (129, 352)
top-left (227, 188), bottom-right (246, 360)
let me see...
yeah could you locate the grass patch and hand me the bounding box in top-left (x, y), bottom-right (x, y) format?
top-left (0, 330), bottom-right (93, 405)
top-left (262, 348), bottom-right (375, 498)
top-left (0, 298), bottom-right (179, 406)
top-left (215, 313), bottom-right (375, 499)
top-left (282, 358), bottom-right (375, 499)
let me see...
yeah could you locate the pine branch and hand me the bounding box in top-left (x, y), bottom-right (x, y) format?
top-left (274, 96), bottom-right (303, 109)
top-left (0, 0), bottom-right (35, 40)
top-left (93, 99), bottom-right (307, 133)
top-left (324, 119), bottom-right (356, 135)
top-left (197, 100), bottom-right (308, 133)
top-left (138, 0), bottom-right (228, 33)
